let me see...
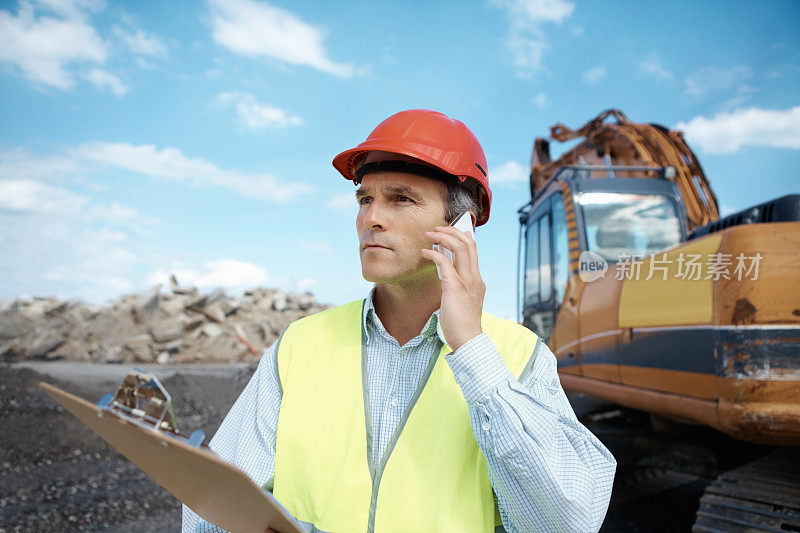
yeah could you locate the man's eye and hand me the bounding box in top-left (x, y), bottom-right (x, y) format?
top-left (397, 196), bottom-right (414, 203)
top-left (358, 197), bottom-right (372, 205)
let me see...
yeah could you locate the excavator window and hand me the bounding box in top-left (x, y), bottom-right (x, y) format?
top-left (523, 200), bottom-right (557, 341)
top-left (539, 214), bottom-right (552, 301)
top-left (524, 216), bottom-right (540, 307)
top-left (551, 194), bottom-right (570, 307)
top-left (577, 192), bottom-right (681, 262)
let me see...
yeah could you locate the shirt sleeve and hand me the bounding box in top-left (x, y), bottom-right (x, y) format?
top-left (181, 340), bottom-right (283, 532)
top-left (445, 333), bottom-right (617, 533)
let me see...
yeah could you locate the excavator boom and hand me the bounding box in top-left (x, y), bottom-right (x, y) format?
top-left (531, 109), bottom-right (720, 231)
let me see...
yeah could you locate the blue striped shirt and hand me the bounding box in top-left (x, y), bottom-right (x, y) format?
top-left (182, 289), bottom-right (616, 532)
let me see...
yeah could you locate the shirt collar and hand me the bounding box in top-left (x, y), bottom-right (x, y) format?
top-left (362, 285), bottom-right (445, 345)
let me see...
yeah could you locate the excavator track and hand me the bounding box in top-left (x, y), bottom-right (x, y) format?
top-left (693, 448), bottom-right (800, 532)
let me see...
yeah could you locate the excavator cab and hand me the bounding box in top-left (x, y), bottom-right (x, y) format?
top-left (517, 165), bottom-right (687, 342)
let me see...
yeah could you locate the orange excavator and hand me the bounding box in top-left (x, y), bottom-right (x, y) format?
top-left (517, 109), bottom-right (800, 531)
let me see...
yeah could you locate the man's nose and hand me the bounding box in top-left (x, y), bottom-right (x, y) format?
top-left (362, 200), bottom-right (385, 229)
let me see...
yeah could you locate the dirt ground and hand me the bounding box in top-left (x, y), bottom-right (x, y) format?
top-left (0, 363), bottom-right (773, 532)
top-left (0, 363), bottom-right (253, 532)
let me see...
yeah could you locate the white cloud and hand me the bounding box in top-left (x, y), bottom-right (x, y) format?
top-left (149, 260), bottom-right (271, 292)
top-left (491, 160), bottom-right (528, 183)
top-left (676, 106), bottom-right (800, 154)
top-left (112, 24), bottom-right (167, 57)
top-left (765, 62), bottom-right (800, 80)
top-left (217, 91), bottom-right (303, 130)
top-left (133, 57), bottom-right (155, 70)
top-left (85, 67), bottom-right (128, 95)
top-left (532, 92), bottom-right (548, 108)
top-left (0, 213), bottom-right (140, 302)
top-left (326, 191), bottom-right (356, 211)
top-left (493, 0), bottom-right (574, 23)
top-left (72, 141), bottom-right (315, 201)
top-left (207, 0), bottom-right (358, 78)
top-left (301, 241), bottom-right (334, 256)
top-left (88, 201), bottom-right (159, 224)
top-left (685, 65), bottom-right (751, 96)
top-left (490, 0), bottom-right (575, 78)
top-left (296, 277), bottom-right (315, 291)
top-left (31, 0), bottom-right (106, 19)
top-left (581, 65), bottom-right (606, 85)
top-left (0, 147), bottom-right (153, 302)
top-left (0, 176), bottom-right (154, 224)
top-left (0, 146), bottom-right (78, 180)
top-left (0, 179), bottom-right (89, 213)
top-left (0, 0), bottom-right (107, 89)
top-left (638, 54), bottom-right (673, 80)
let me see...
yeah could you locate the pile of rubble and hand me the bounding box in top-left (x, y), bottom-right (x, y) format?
top-left (0, 277), bottom-right (330, 364)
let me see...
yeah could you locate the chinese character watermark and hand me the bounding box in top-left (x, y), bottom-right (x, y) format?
top-left (579, 251), bottom-right (763, 282)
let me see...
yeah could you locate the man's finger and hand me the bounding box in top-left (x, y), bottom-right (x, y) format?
top-left (425, 230), bottom-right (473, 281)
top-left (459, 227), bottom-right (480, 277)
top-left (434, 224), bottom-right (479, 276)
top-left (421, 247), bottom-right (458, 282)
top-left (435, 225), bottom-right (475, 265)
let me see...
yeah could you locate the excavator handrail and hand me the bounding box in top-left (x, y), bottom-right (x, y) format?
top-left (552, 164), bottom-right (675, 182)
top-left (528, 164), bottom-right (676, 205)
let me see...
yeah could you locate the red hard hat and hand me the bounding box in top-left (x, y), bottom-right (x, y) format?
top-left (332, 109), bottom-right (492, 225)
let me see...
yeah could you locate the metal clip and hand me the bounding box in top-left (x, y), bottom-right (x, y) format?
top-left (96, 368), bottom-right (205, 447)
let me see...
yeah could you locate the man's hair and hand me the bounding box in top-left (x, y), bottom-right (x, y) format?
top-left (443, 179), bottom-right (484, 226)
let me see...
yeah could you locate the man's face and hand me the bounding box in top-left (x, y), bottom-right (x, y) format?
top-left (356, 171), bottom-right (448, 285)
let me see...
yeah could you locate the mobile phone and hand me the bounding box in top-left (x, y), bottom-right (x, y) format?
top-left (433, 211), bottom-right (475, 280)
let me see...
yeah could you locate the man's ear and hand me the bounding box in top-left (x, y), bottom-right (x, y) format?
top-left (467, 210), bottom-right (476, 228)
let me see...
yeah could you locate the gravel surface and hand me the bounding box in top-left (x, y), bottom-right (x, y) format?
top-left (0, 363), bottom-right (253, 532)
top-left (0, 365), bottom-right (775, 532)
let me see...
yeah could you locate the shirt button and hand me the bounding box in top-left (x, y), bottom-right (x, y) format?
top-left (391, 398), bottom-right (399, 407)
top-left (482, 422), bottom-right (490, 432)
top-left (457, 372), bottom-right (468, 383)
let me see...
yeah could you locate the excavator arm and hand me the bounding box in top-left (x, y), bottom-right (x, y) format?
top-left (531, 109), bottom-right (720, 231)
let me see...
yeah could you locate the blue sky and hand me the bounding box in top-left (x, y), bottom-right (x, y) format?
top-left (1, 0), bottom-right (798, 319)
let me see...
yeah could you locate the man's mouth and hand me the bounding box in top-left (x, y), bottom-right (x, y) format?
top-left (363, 244), bottom-right (391, 250)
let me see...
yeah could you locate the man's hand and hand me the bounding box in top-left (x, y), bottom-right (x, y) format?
top-left (421, 223), bottom-right (485, 352)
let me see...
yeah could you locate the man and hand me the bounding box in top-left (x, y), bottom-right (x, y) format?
top-left (182, 109), bottom-right (616, 532)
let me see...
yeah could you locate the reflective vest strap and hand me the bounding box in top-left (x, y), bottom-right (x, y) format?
top-left (296, 519), bottom-right (332, 533)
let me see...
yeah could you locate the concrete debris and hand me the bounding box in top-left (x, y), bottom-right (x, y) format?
top-left (0, 310), bottom-right (32, 340)
top-left (45, 300), bottom-right (69, 315)
top-left (201, 323), bottom-right (223, 339)
top-left (162, 295), bottom-right (188, 316)
top-left (205, 288), bottom-right (227, 307)
top-left (15, 327), bottom-right (66, 359)
top-left (220, 299), bottom-right (239, 317)
top-left (149, 319), bottom-right (184, 343)
top-left (297, 293), bottom-right (315, 311)
top-left (186, 293), bottom-right (208, 309)
top-left (203, 302), bottom-right (226, 324)
top-left (0, 284), bottom-right (329, 364)
top-left (169, 274), bottom-right (195, 296)
top-left (271, 291), bottom-right (288, 312)
top-left (184, 315), bottom-right (204, 331)
top-left (136, 286), bottom-right (162, 316)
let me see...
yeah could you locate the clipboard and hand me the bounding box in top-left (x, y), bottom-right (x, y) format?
top-left (39, 379), bottom-right (303, 533)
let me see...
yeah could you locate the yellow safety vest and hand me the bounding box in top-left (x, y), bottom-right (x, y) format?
top-left (273, 299), bottom-right (540, 532)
